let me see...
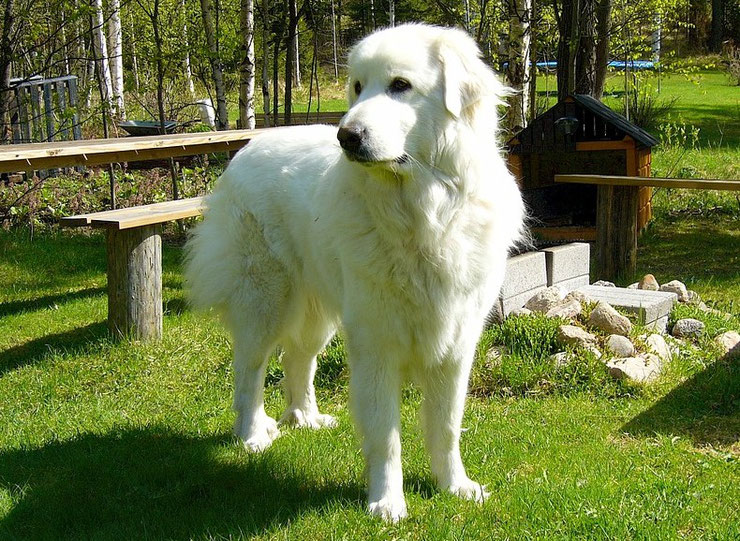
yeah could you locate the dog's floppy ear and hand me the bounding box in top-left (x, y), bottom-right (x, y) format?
top-left (437, 29), bottom-right (509, 123)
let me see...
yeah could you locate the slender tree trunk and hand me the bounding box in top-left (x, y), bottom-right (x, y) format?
top-left (292, 0), bottom-right (300, 88)
top-left (506, 0), bottom-right (532, 131)
top-left (129, 14), bottom-right (140, 92)
top-left (463, 0), bottom-right (470, 32)
top-left (90, 13), bottom-right (117, 208)
top-left (92, 0), bottom-right (114, 113)
top-left (593, 0), bottom-right (611, 100)
top-left (528, 0), bottom-right (537, 121)
top-left (710, 0), bottom-right (724, 52)
top-left (108, 0), bottom-right (125, 118)
top-left (182, 0), bottom-right (196, 98)
top-left (0, 0), bottom-right (15, 143)
top-left (239, 0), bottom-right (256, 129)
top-left (389, 0), bottom-right (395, 27)
top-left (285, 0), bottom-right (297, 125)
top-left (261, 0), bottom-right (270, 126)
top-left (330, 0), bottom-right (339, 80)
top-left (200, 0), bottom-right (229, 130)
top-left (369, 0), bottom-right (375, 30)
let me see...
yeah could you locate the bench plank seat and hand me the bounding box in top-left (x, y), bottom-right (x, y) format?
top-left (61, 197), bottom-right (205, 230)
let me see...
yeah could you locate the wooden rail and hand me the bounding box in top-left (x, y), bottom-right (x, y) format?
top-left (554, 174), bottom-right (740, 280)
top-left (0, 128), bottom-right (270, 173)
top-left (556, 174), bottom-right (740, 191)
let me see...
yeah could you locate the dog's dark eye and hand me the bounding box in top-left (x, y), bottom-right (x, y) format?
top-left (354, 81), bottom-right (362, 95)
top-left (389, 78), bottom-right (412, 93)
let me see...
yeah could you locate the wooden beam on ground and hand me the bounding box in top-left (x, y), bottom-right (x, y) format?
top-left (555, 174), bottom-right (740, 191)
top-left (0, 128), bottom-right (270, 173)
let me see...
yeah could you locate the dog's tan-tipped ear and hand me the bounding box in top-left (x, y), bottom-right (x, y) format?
top-left (438, 29), bottom-right (509, 122)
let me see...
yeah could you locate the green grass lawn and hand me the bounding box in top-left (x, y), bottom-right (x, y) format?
top-left (1, 224), bottom-right (738, 539)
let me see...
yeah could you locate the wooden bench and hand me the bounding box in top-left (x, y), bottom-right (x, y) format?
top-left (61, 197), bottom-right (205, 340)
top-left (555, 174), bottom-right (740, 280)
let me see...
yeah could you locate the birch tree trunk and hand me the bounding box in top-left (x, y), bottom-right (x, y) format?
top-left (182, 0), bottom-right (195, 97)
top-left (330, 0), bottom-right (339, 80)
top-left (239, 0), bottom-right (256, 129)
top-left (200, 0), bottom-right (229, 130)
top-left (506, 0), bottom-right (532, 131)
top-left (285, 0), bottom-right (297, 125)
top-left (389, 0), bottom-right (395, 27)
top-left (129, 13), bottom-right (140, 92)
top-left (292, 0), bottom-right (301, 88)
top-left (108, 0), bottom-right (125, 118)
top-left (92, 0), bottom-right (114, 114)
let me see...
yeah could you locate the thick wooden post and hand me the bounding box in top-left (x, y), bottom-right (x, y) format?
top-left (106, 225), bottom-right (163, 340)
top-left (596, 184), bottom-right (639, 281)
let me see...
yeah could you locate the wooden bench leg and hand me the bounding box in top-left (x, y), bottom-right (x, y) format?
top-left (106, 225), bottom-right (163, 340)
top-left (596, 184), bottom-right (639, 281)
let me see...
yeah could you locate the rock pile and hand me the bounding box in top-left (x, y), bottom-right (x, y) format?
top-left (499, 274), bottom-right (738, 384)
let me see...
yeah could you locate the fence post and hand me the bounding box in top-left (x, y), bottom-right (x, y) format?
top-left (595, 184), bottom-right (639, 281)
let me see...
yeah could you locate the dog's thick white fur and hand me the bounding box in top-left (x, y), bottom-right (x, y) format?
top-left (185, 24), bottom-right (524, 522)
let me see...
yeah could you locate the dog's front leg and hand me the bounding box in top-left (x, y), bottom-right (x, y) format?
top-left (347, 336), bottom-right (406, 522)
top-left (419, 350), bottom-right (489, 503)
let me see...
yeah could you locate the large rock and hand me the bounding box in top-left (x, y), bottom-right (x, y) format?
top-left (660, 280), bottom-right (690, 302)
top-left (606, 355), bottom-right (661, 383)
top-left (557, 324), bottom-right (598, 349)
top-left (525, 286), bottom-right (565, 313)
top-left (546, 298), bottom-right (582, 320)
top-left (644, 333), bottom-right (672, 361)
top-left (588, 301), bottom-right (632, 336)
top-left (638, 274), bottom-right (660, 291)
top-left (564, 290), bottom-right (590, 304)
top-left (606, 334), bottom-right (635, 357)
top-left (671, 318), bottom-right (705, 339)
top-left (715, 331), bottom-right (740, 359)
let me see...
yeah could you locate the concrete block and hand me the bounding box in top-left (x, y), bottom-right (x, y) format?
top-left (554, 274), bottom-right (590, 292)
top-left (499, 251), bottom-right (548, 315)
top-left (577, 285), bottom-right (677, 330)
top-left (542, 243), bottom-right (590, 288)
top-left (501, 251), bottom-right (547, 298)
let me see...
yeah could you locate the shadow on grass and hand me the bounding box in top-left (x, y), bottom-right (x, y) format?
top-left (0, 428), bottom-right (364, 539)
top-left (0, 321), bottom-right (109, 376)
top-left (164, 296), bottom-right (189, 316)
top-left (0, 287), bottom-right (105, 318)
top-left (621, 357), bottom-right (740, 448)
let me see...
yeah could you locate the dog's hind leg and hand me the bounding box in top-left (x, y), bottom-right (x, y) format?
top-left (230, 319), bottom-right (282, 452)
top-left (418, 351), bottom-right (490, 503)
top-left (279, 308), bottom-right (338, 429)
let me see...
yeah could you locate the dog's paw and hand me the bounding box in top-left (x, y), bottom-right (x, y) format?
top-left (279, 408), bottom-right (337, 430)
top-left (446, 478), bottom-right (490, 503)
top-left (236, 414), bottom-right (281, 453)
top-left (368, 495), bottom-right (408, 523)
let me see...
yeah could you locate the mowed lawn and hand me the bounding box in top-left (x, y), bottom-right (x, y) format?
top-left (0, 226), bottom-right (738, 540)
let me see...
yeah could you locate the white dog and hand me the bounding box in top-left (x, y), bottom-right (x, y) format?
top-left (185, 23), bottom-right (524, 521)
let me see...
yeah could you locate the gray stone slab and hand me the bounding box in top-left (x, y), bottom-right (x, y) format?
top-left (501, 251), bottom-right (547, 298)
top-left (577, 285), bottom-right (677, 326)
top-left (553, 274), bottom-right (590, 292)
top-left (542, 243), bottom-right (590, 287)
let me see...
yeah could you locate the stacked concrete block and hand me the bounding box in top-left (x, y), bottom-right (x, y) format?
top-left (542, 242), bottom-right (590, 290)
top-left (498, 251), bottom-right (548, 316)
top-left (577, 285), bottom-right (677, 332)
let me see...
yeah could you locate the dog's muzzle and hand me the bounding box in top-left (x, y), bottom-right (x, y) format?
top-left (337, 126), bottom-right (373, 162)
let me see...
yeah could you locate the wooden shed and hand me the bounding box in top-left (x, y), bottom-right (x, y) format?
top-left (507, 94), bottom-right (659, 242)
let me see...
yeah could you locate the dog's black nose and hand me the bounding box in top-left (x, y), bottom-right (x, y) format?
top-left (337, 126), bottom-right (365, 153)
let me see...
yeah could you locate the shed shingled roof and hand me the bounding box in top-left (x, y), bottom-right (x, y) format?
top-left (508, 94), bottom-right (659, 150)
top-left (570, 94), bottom-right (658, 148)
